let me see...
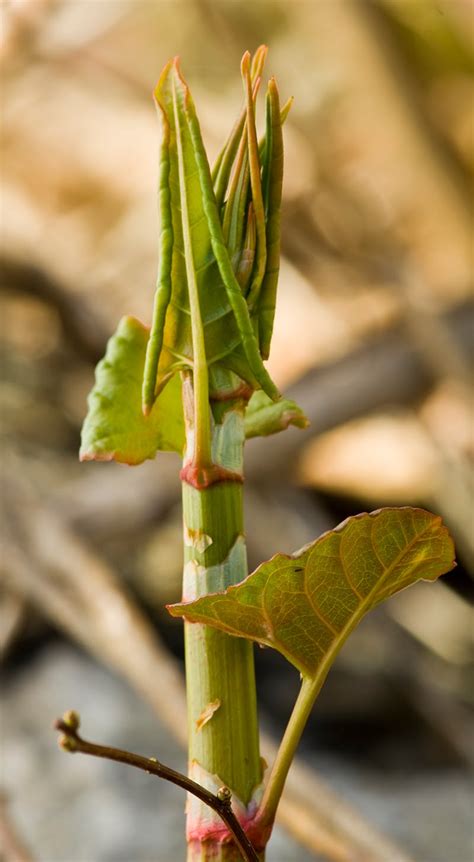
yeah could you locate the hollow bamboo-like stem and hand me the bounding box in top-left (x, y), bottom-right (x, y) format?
top-left (181, 389), bottom-right (263, 861)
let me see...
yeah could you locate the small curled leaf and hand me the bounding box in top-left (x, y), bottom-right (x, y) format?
top-left (80, 316), bottom-right (184, 464)
top-left (244, 391), bottom-right (308, 438)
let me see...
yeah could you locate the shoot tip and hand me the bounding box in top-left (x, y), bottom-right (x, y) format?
top-left (241, 51), bottom-right (251, 76)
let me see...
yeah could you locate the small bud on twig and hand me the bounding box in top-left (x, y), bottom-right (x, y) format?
top-left (217, 786), bottom-right (232, 805)
top-left (59, 735), bottom-right (78, 753)
top-left (62, 710), bottom-right (80, 731)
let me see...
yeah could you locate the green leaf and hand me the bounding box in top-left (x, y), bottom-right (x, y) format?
top-left (141, 94), bottom-right (173, 415)
top-left (258, 78), bottom-right (284, 359)
top-left (244, 391), bottom-right (309, 439)
top-left (169, 508), bottom-right (455, 678)
top-left (241, 52), bottom-right (267, 313)
top-left (143, 57), bottom-right (279, 413)
top-left (212, 44), bottom-right (268, 207)
top-left (80, 316), bottom-right (184, 464)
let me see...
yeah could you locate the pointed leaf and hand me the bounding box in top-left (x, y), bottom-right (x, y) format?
top-left (142, 96), bottom-right (173, 414)
top-left (146, 58), bottom-right (278, 403)
top-left (169, 508), bottom-right (455, 678)
top-left (221, 112), bottom-right (250, 265)
top-left (244, 391), bottom-right (309, 438)
top-left (212, 44), bottom-right (267, 207)
top-left (258, 78), bottom-right (283, 359)
top-left (241, 52), bottom-right (267, 312)
top-left (80, 316), bottom-right (184, 464)
top-left (174, 59), bottom-right (279, 401)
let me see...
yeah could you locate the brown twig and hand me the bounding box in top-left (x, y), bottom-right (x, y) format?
top-left (53, 712), bottom-right (259, 862)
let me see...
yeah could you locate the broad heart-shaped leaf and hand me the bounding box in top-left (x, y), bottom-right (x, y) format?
top-left (80, 316), bottom-right (185, 464)
top-left (169, 508), bottom-right (455, 679)
top-left (244, 390), bottom-right (308, 439)
top-left (143, 57), bottom-right (278, 414)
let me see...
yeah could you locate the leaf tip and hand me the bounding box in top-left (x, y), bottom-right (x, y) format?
top-left (250, 45), bottom-right (268, 87)
top-left (241, 50), bottom-right (251, 78)
top-left (295, 413), bottom-right (310, 430)
top-left (280, 95), bottom-right (294, 125)
top-left (79, 449), bottom-right (111, 463)
top-left (153, 57), bottom-right (173, 102)
top-left (172, 55), bottom-right (193, 109)
top-left (252, 44), bottom-right (268, 67)
top-left (172, 55), bottom-right (183, 80)
top-left (269, 383), bottom-right (281, 402)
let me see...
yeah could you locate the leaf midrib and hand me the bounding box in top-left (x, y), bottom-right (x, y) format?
top-left (171, 71), bottom-right (211, 462)
top-left (299, 513), bottom-right (438, 682)
top-left (244, 512), bottom-right (438, 678)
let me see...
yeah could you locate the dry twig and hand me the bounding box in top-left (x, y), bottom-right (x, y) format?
top-left (54, 712), bottom-right (259, 862)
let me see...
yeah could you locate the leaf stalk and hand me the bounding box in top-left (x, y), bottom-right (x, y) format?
top-left (254, 675), bottom-right (322, 831)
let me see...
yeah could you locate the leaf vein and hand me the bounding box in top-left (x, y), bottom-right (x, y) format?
top-left (338, 546), bottom-right (364, 601)
top-left (303, 570), bottom-right (339, 635)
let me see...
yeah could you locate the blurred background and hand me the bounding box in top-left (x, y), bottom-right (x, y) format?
top-left (1, 1), bottom-right (473, 860)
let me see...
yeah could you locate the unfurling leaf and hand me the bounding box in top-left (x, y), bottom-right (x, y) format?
top-left (169, 508), bottom-right (455, 679)
top-left (244, 391), bottom-right (308, 439)
top-left (81, 49), bottom-right (302, 465)
top-left (142, 55), bottom-right (279, 416)
top-left (80, 317), bottom-right (306, 465)
top-left (258, 77), bottom-right (284, 358)
top-left (80, 316), bottom-right (184, 464)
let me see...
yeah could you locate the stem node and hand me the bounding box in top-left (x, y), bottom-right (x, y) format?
top-left (180, 462), bottom-right (243, 489)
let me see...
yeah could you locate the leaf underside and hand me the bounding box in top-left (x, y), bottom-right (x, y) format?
top-left (169, 508), bottom-right (455, 679)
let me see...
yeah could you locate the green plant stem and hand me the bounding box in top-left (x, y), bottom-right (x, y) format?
top-left (256, 576), bottom-right (379, 831)
top-left (255, 675), bottom-right (321, 831)
top-left (182, 398), bottom-right (263, 861)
